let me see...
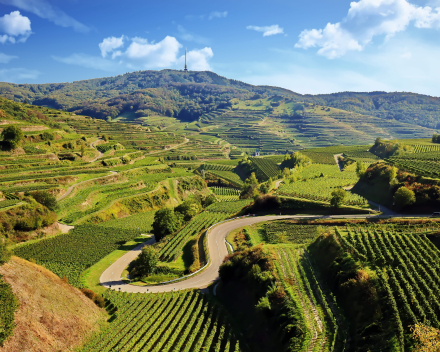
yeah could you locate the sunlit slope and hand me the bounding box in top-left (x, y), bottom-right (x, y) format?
top-left (0, 257), bottom-right (106, 352)
top-left (199, 100), bottom-right (435, 153)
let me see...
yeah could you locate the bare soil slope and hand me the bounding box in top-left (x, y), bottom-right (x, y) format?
top-left (0, 256), bottom-right (107, 352)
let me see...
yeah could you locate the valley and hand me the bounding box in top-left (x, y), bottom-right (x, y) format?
top-left (0, 71), bottom-right (439, 352)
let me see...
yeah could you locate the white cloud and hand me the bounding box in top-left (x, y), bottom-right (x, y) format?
top-left (295, 0), bottom-right (440, 58)
top-left (0, 0), bottom-right (89, 33)
top-left (0, 52), bottom-right (17, 63)
top-left (235, 36), bottom-right (440, 96)
top-left (0, 67), bottom-right (40, 82)
top-left (55, 35), bottom-right (214, 72)
top-left (0, 11), bottom-right (32, 44)
top-left (209, 11), bottom-right (227, 20)
top-left (178, 47), bottom-right (213, 70)
top-left (125, 36), bottom-right (182, 68)
top-left (52, 53), bottom-right (118, 72)
top-left (247, 24), bottom-right (284, 36)
top-left (99, 36), bottom-right (125, 58)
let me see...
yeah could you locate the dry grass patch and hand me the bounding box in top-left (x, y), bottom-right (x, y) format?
top-left (0, 257), bottom-right (107, 352)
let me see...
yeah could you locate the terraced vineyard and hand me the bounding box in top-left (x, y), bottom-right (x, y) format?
top-left (159, 199), bottom-right (252, 261)
top-left (274, 245), bottom-right (340, 352)
top-left (207, 170), bottom-right (244, 187)
top-left (264, 222), bottom-right (323, 244)
top-left (14, 224), bottom-right (141, 287)
top-left (249, 157), bottom-right (280, 180)
top-left (81, 290), bottom-right (240, 352)
top-left (203, 163), bottom-right (236, 171)
top-left (158, 212), bottom-right (228, 262)
top-left (335, 227), bottom-right (440, 348)
top-left (210, 187), bottom-right (240, 202)
top-left (277, 164), bottom-right (368, 206)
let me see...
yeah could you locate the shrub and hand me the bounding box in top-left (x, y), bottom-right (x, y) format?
top-left (30, 190), bottom-right (57, 211)
top-left (1, 125), bottom-right (23, 150)
top-left (0, 275), bottom-right (19, 346)
top-left (80, 288), bottom-right (105, 308)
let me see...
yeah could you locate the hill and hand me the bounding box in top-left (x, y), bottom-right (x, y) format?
top-left (0, 70), bottom-right (438, 153)
top-left (0, 70), bottom-right (299, 113)
top-left (311, 91), bottom-right (440, 129)
top-left (0, 256), bottom-right (106, 352)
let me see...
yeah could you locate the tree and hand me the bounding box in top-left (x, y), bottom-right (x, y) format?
top-left (246, 172), bottom-right (259, 186)
top-left (356, 160), bottom-right (366, 178)
top-left (282, 167), bottom-right (291, 178)
top-left (152, 208), bottom-right (183, 241)
top-left (31, 190), bottom-right (57, 211)
top-left (202, 194), bottom-right (217, 207)
top-left (394, 186), bottom-right (416, 208)
top-left (175, 199), bottom-right (202, 221)
top-left (1, 125), bottom-right (23, 150)
top-left (411, 324), bottom-right (440, 352)
top-left (259, 183), bottom-right (269, 194)
top-left (330, 188), bottom-right (346, 208)
top-left (281, 151), bottom-right (311, 170)
top-left (130, 246), bottom-right (158, 278)
top-left (389, 166), bottom-right (398, 182)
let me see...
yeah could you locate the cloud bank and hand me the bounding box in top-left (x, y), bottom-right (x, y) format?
top-left (55, 35), bottom-right (214, 71)
top-left (295, 0), bottom-right (440, 58)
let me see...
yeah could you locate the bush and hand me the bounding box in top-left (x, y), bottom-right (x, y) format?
top-left (0, 275), bottom-right (19, 346)
top-left (330, 188), bottom-right (346, 208)
top-left (129, 246), bottom-right (158, 278)
top-left (250, 195), bottom-right (280, 212)
top-left (1, 125), bottom-right (23, 150)
top-left (40, 131), bottom-right (54, 141)
top-left (30, 190), bottom-right (57, 211)
top-left (393, 186), bottom-right (416, 208)
top-left (80, 288), bottom-right (105, 308)
top-left (152, 208), bottom-right (184, 241)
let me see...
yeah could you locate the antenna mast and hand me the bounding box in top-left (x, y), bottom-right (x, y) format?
top-left (184, 47), bottom-right (188, 71)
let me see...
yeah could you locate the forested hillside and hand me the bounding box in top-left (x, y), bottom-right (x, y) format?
top-left (311, 91), bottom-right (440, 129)
top-left (1, 70), bottom-right (440, 133)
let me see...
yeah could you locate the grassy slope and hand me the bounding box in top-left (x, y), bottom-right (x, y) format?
top-left (0, 257), bottom-right (107, 352)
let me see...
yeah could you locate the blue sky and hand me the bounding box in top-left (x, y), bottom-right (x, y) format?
top-left (1, 0), bottom-right (440, 95)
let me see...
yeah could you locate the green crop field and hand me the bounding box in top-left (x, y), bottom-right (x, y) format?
top-left (277, 164), bottom-right (368, 206)
top-left (13, 224), bottom-right (141, 287)
top-left (81, 290), bottom-right (241, 352)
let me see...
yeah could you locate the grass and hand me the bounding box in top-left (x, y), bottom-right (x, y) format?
top-left (82, 236), bottom-right (150, 294)
top-left (0, 257), bottom-right (107, 352)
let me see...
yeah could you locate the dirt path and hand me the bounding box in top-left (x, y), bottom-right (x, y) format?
top-left (56, 171), bottom-right (117, 201)
top-left (146, 138), bottom-right (189, 155)
top-left (89, 138), bottom-right (104, 163)
top-left (275, 179), bottom-right (283, 188)
top-left (57, 222), bottom-right (74, 233)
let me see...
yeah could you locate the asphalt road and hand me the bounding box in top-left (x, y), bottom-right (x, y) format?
top-left (99, 213), bottom-right (432, 293)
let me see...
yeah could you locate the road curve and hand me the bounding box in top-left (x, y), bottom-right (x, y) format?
top-left (100, 215), bottom-right (293, 293)
top-left (100, 213), bottom-right (433, 293)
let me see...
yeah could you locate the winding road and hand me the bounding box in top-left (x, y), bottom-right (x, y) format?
top-left (99, 213), bottom-right (431, 293)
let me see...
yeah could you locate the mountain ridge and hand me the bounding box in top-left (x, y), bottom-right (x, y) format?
top-left (0, 69), bottom-right (439, 131)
